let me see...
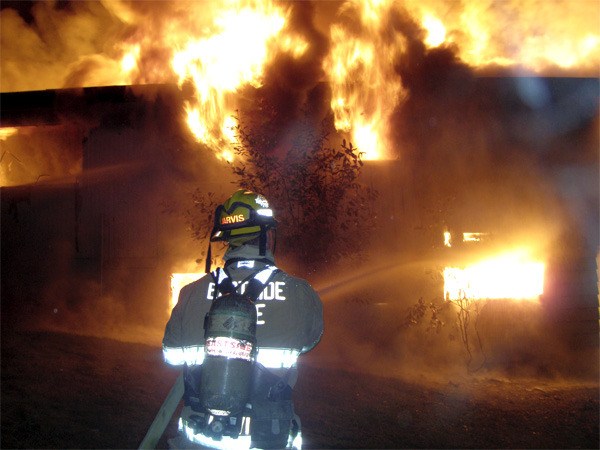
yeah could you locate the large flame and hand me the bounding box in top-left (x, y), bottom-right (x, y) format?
top-left (324, 0), bottom-right (406, 161)
top-left (0, 127), bottom-right (18, 141)
top-left (1, 126), bottom-right (83, 187)
top-left (169, 1), bottom-right (309, 161)
top-left (444, 249), bottom-right (545, 302)
top-left (1, 0), bottom-right (598, 164)
top-left (323, 0), bottom-right (599, 161)
top-left (407, 0), bottom-right (600, 73)
top-left (0, 1), bottom-right (593, 308)
top-left (171, 1), bottom-right (289, 161)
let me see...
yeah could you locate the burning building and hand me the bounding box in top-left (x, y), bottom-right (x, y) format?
top-left (1, 0), bottom-right (598, 374)
top-left (0, 84), bottom-right (226, 341)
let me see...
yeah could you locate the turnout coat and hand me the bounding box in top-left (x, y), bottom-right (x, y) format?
top-left (163, 244), bottom-right (323, 449)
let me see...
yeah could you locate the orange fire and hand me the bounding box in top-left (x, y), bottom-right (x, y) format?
top-left (444, 249), bottom-right (545, 302)
top-left (322, 0), bottom-right (598, 161)
top-left (406, 0), bottom-right (600, 73)
top-left (170, 1), bottom-right (307, 161)
top-left (171, 3), bottom-right (283, 161)
top-left (0, 1), bottom-right (593, 309)
top-left (1, 1), bottom-right (598, 163)
top-left (1, 128), bottom-right (20, 186)
top-left (0, 127), bottom-right (18, 140)
top-left (324, 0), bottom-right (406, 161)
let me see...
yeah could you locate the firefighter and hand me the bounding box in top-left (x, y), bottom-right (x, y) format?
top-left (163, 189), bottom-right (324, 449)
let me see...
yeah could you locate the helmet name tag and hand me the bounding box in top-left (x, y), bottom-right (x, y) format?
top-left (221, 214), bottom-right (246, 225)
top-left (205, 336), bottom-right (253, 361)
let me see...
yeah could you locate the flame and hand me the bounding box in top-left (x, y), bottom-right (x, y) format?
top-left (462, 232), bottom-right (490, 243)
top-left (444, 249), bottom-right (545, 301)
top-left (422, 14), bottom-right (446, 48)
top-left (324, 0), bottom-right (406, 161)
top-left (279, 34), bottom-right (309, 59)
top-left (406, 1), bottom-right (600, 73)
top-left (1, 125), bottom-right (83, 187)
top-left (170, 1), bottom-right (304, 161)
top-left (443, 231), bottom-right (491, 247)
top-left (1, 0), bottom-right (597, 165)
top-left (0, 128), bottom-right (18, 141)
top-left (443, 230), bottom-right (452, 247)
top-left (323, 0), bottom-right (598, 161)
top-left (0, 128), bottom-right (19, 186)
top-left (120, 44), bottom-right (140, 76)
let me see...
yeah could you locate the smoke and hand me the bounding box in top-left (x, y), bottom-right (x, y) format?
top-left (1, 84), bottom-right (233, 346)
top-left (1, 125), bottom-right (83, 186)
top-left (312, 258), bottom-right (599, 382)
top-left (0, 1), bottom-right (220, 92)
top-left (296, 1), bottom-right (598, 382)
top-left (0, 1), bottom-right (126, 92)
top-left (1, 1), bottom-right (597, 381)
top-left (390, 34), bottom-right (598, 250)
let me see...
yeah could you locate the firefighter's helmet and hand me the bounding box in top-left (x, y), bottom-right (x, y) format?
top-left (211, 189), bottom-right (276, 244)
top-left (205, 190), bottom-right (276, 272)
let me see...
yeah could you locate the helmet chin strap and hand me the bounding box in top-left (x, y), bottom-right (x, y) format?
top-left (205, 241), bottom-right (213, 274)
top-left (258, 227), bottom-right (267, 256)
top-left (271, 228), bottom-right (277, 256)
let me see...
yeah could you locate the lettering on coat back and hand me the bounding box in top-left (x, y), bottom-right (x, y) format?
top-left (206, 281), bottom-right (286, 325)
top-left (207, 281), bottom-right (286, 301)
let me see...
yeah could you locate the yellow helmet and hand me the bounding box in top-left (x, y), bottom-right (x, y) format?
top-left (211, 189), bottom-right (276, 245)
top-left (205, 190), bottom-right (277, 272)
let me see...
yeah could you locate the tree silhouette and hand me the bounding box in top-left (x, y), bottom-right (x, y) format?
top-left (184, 113), bottom-right (378, 273)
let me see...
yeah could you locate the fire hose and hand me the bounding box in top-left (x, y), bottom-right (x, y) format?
top-left (138, 373), bottom-right (184, 449)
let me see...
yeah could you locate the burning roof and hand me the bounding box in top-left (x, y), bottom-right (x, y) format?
top-left (1, 0), bottom-right (598, 164)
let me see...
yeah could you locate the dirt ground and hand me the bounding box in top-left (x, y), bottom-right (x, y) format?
top-left (1, 323), bottom-right (598, 450)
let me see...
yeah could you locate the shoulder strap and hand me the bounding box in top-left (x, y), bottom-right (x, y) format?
top-left (211, 268), bottom-right (236, 295)
top-left (245, 265), bottom-right (278, 300)
top-left (211, 264), bottom-right (279, 301)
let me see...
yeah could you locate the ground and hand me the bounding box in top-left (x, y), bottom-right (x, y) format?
top-left (1, 324), bottom-right (598, 449)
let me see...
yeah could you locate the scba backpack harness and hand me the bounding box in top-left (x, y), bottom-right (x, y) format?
top-left (185, 264), bottom-right (280, 442)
